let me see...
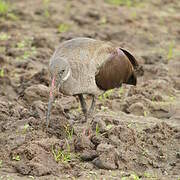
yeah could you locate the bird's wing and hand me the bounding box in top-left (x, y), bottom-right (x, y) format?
top-left (120, 48), bottom-right (139, 69)
top-left (95, 48), bottom-right (135, 91)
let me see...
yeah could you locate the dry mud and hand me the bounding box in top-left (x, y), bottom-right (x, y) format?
top-left (0, 0), bottom-right (180, 179)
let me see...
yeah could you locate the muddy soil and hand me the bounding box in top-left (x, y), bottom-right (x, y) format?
top-left (0, 0), bottom-right (180, 179)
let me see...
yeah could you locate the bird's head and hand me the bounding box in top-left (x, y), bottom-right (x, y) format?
top-left (46, 58), bottom-right (71, 128)
top-left (49, 59), bottom-right (71, 90)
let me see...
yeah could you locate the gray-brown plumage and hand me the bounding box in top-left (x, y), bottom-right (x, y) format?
top-left (46, 37), bottom-right (139, 128)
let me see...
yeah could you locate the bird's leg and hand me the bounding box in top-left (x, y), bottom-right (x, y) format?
top-left (78, 94), bottom-right (88, 121)
top-left (84, 95), bottom-right (96, 137)
top-left (88, 95), bottom-right (96, 116)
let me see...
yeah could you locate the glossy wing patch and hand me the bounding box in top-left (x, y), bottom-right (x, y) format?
top-left (95, 50), bottom-right (133, 91)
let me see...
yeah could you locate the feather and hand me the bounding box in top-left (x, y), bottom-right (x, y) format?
top-left (120, 48), bottom-right (139, 69)
top-left (95, 48), bottom-right (136, 90)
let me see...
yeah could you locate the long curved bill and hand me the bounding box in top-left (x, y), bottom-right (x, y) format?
top-left (46, 76), bottom-right (55, 129)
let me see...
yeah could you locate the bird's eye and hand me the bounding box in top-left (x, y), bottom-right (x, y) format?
top-left (58, 70), bottom-right (65, 77)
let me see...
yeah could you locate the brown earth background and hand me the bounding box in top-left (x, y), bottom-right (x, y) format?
top-left (0, 0), bottom-right (180, 179)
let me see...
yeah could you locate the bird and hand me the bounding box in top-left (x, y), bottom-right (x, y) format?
top-left (46, 37), bottom-right (140, 128)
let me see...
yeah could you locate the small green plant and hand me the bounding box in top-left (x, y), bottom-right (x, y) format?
top-left (104, 89), bottom-right (113, 99)
top-left (0, 160), bottom-right (2, 168)
top-left (128, 123), bottom-right (132, 128)
top-left (7, 12), bottom-right (18, 20)
top-left (28, 176), bottom-right (35, 179)
top-left (100, 105), bottom-right (108, 112)
top-left (12, 155), bottom-right (20, 161)
top-left (98, 94), bottom-right (103, 101)
top-left (52, 141), bottom-right (71, 163)
top-left (64, 124), bottom-right (74, 140)
top-left (105, 0), bottom-right (133, 7)
top-left (22, 51), bottom-right (31, 59)
top-left (119, 87), bottom-right (124, 96)
top-left (58, 23), bottom-right (70, 33)
top-left (146, 32), bottom-right (153, 43)
top-left (0, 32), bottom-right (10, 41)
top-left (77, 104), bottom-right (81, 112)
top-left (17, 40), bottom-right (26, 49)
top-left (16, 39), bottom-right (37, 60)
top-left (121, 177), bottom-right (126, 180)
top-left (167, 41), bottom-right (174, 62)
top-left (100, 16), bottom-right (107, 25)
top-left (144, 172), bottom-right (152, 178)
top-left (43, 0), bottom-right (50, 18)
top-left (142, 149), bottom-right (149, 156)
top-left (144, 110), bottom-right (148, 117)
top-left (106, 124), bottom-right (113, 130)
top-left (0, 0), bottom-right (18, 21)
top-left (0, 68), bottom-right (4, 77)
top-left (98, 89), bottom-right (113, 101)
top-left (168, 95), bottom-right (175, 102)
top-left (0, 0), bottom-right (9, 16)
top-left (131, 11), bottom-right (137, 19)
top-left (22, 124), bottom-right (29, 134)
top-left (95, 123), bottom-right (100, 136)
top-left (130, 173), bottom-right (140, 180)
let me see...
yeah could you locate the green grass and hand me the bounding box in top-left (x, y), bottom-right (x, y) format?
top-left (16, 39), bottom-right (37, 60)
top-left (0, 32), bottom-right (10, 41)
top-left (95, 123), bottom-right (100, 136)
top-left (22, 124), bottom-right (30, 134)
top-left (43, 0), bottom-right (51, 18)
top-left (122, 173), bottom-right (140, 180)
top-left (100, 105), bottom-right (108, 112)
top-left (0, 0), bottom-right (9, 16)
top-left (28, 176), bottom-right (35, 179)
top-left (100, 16), bottom-right (107, 25)
top-left (105, 0), bottom-right (144, 7)
top-left (52, 147), bottom-right (71, 163)
top-left (167, 41), bottom-right (174, 62)
top-left (130, 173), bottom-right (140, 180)
top-left (106, 124), bottom-right (113, 130)
top-left (98, 89), bottom-right (113, 101)
top-left (64, 124), bottom-right (74, 140)
top-left (58, 23), bottom-right (70, 33)
top-left (0, 68), bottom-right (4, 77)
top-left (131, 11), bottom-right (137, 19)
top-left (12, 155), bottom-right (20, 161)
top-left (0, 0), bottom-right (18, 20)
top-left (119, 87), bottom-right (124, 96)
top-left (143, 110), bottom-right (148, 117)
top-left (168, 95), bottom-right (175, 102)
top-left (22, 51), bottom-right (31, 59)
top-left (105, 0), bottom-right (133, 6)
top-left (7, 12), bottom-right (18, 20)
top-left (52, 140), bottom-right (72, 163)
top-left (17, 40), bottom-right (26, 49)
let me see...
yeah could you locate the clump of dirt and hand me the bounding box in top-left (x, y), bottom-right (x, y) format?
top-left (0, 0), bottom-right (179, 179)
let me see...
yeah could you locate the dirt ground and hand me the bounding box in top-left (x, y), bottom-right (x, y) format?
top-left (0, 0), bottom-right (180, 179)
